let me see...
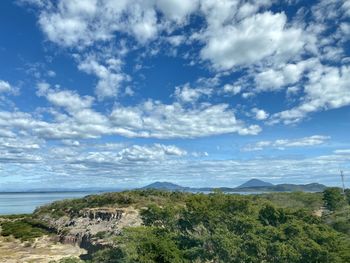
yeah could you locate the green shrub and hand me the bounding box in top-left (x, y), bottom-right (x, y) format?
top-left (0, 219), bottom-right (49, 241)
top-left (323, 188), bottom-right (346, 211)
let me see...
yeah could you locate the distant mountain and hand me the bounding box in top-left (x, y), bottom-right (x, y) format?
top-left (237, 179), bottom-right (274, 189)
top-left (222, 182), bottom-right (326, 193)
top-left (141, 180), bottom-right (326, 193)
top-left (142, 182), bottom-right (189, 191)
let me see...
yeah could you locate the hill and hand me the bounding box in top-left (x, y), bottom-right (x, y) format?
top-left (237, 178), bottom-right (274, 188)
top-left (141, 181), bottom-right (189, 191)
top-left (5, 189), bottom-right (348, 262)
top-left (230, 182), bottom-right (327, 193)
top-left (141, 180), bottom-right (327, 193)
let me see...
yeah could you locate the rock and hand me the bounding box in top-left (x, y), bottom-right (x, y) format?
top-left (37, 206), bottom-right (142, 253)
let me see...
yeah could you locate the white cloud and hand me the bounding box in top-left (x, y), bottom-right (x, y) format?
top-left (47, 70), bottom-right (56, 77)
top-left (200, 12), bottom-right (304, 70)
top-left (174, 83), bottom-right (211, 103)
top-left (4, 145), bottom-right (348, 188)
top-left (254, 62), bottom-right (309, 92)
top-left (222, 84), bottom-right (241, 95)
top-left (35, 0), bottom-right (198, 47)
top-left (55, 143), bottom-right (187, 166)
top-left (0, 84), bottom-right (261, 140)
top-left (110, 100), bottom-right (261, 138)
top-left (156, 0), bottom-right (199, 23)
top-left (272, 65), bottom-right (350, 124)
top-left (0, 80), bottom-right (13, 93)
top-left (78, 55), bottom-right (126, 100)
top-left (334, 149), bottom-right (350, 155)
top-left (343, 1), bottom-right (350, 17)
top-left (251, 108), bottom-right (269, 120)
top-left (0, 136), bottom-right (43, 164)
top-left (243, 135), bottom-right (330, 151)
top-left (118, 144), bottom-right (187, 161)
top-left (36, 83), bottom-right (94, 112)
top-left (166, 35), bottom-right (186, 46)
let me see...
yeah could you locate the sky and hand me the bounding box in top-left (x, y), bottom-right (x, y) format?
top-left (0, 0), bottom-right (349, 190)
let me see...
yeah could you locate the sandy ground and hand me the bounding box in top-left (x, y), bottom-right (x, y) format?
top-left (0, 235), bottom-right (86, 263)
top-left (313, 206), bottom-right (326, 217)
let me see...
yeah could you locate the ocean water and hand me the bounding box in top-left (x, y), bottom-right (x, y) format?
top-left (0, 192), bottom-right (99, 215)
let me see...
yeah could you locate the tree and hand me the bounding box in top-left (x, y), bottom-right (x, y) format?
top-left (323, 188), bottom-right (346, 211)
top-left (91, 248), bottom-right (125, 263)
top-left (259, 205), bottom-right (286, 226)
top-left (344, 189), bottom-right (350, 205)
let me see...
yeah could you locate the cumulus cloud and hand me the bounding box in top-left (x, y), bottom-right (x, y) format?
top-left (174, 83), bottom-right (212, 103)
top-left (37, 82), bottom-right (94, 112)
top-left (156, 0), bottom-right (199, 23)
top-left (0, 84), bottom-right (260, 140)
top-left (272, 65), bottom-right (350, 124)
top-left (34, 0), bottom-right (198, 47)
top-left (251, 108), bottom-right (269, 120)
top-left (78, 55), bottom-right (127, 100)
top-left (110, 100), bottom-right (261, 138)
top-left (68, 143), bottom-right (187, 165)
top-left (0, 80), bottom-right (13, 93)
top-left (222, 84), bottom-right (241, 95)
top-left (0, 136), bottom-right (43, 164)
top-left (243, 135), bottom-right (330, 151)
top-left (254, 62), bottom-right (307, 92)
top-left (119, 144), bottom-right (187, 161)
top-left (200, 12), bottom-right (304, 70)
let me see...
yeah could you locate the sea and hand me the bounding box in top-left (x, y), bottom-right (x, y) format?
top-left (0, 191), bottom-right (102, 215)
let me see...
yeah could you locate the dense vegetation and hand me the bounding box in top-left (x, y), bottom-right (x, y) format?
top-left (90, 191), bottom-right (349, 263)
top-left (0, 217), bottom-right (50, 241)
top-left (3, 189), bottom-right (350, 262)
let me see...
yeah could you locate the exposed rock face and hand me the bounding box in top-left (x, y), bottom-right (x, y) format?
top-left (81, 208), bottom-right (123, 221)
top-left (38, 206), bottom-right (142, 252)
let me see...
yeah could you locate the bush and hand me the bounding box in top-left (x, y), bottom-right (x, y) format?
top-left (0, 219), bottom-right (48, 241)
top-left (49, 257), bottom-right (83, 263)
top-left (323, 188), bottom-right (346, 211)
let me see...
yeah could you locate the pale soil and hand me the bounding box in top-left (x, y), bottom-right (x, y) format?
top-left (0, 235), bottom-right (86, 263)
top-left (313, 206), bottom-right (326, 217)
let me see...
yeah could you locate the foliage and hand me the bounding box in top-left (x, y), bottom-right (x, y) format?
top-left (26, 190), bottom-right (350, 262)
top-left (0, 214), bottom-right (31, 220)
top-left (345, 189), bottom-right (350, 205)
top-left (49, 257), bottom-right (83, 263)
top-left (259, 192), bottom-right (323, 211)
top-left (34, 190), bottom-right (188, 218)
top-left (323, 205), bottom-right (350, 236)
top-left (258, 205), bottom-right (287, 226)
top-left (0, 218), bottom-right (49, 241)
top-left (85, 192), bottom-right (350, 262)
top-left (113, 227), bottom-right (185, 263)
top-left (323, 188), bottom-right (346, 211)
top-left (90, 248), bottom-right (125, 263)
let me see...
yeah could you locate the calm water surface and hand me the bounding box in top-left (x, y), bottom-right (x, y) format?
top-left (0, 192), bottom-right (100, 215)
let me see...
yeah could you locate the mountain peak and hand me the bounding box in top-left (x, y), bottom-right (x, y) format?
top-left (237, 179), bottom-right (274, 189)
top-left (141, 181), bottom-right (187, 191)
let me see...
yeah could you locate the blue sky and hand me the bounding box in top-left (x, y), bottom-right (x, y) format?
top-left (0, 0), bottom-right (349, 190)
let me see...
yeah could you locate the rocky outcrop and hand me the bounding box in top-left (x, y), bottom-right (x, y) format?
top-left (80, 208), bottom-right (123, 221)
top-left (37, 206), bottom-right (142, 253)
